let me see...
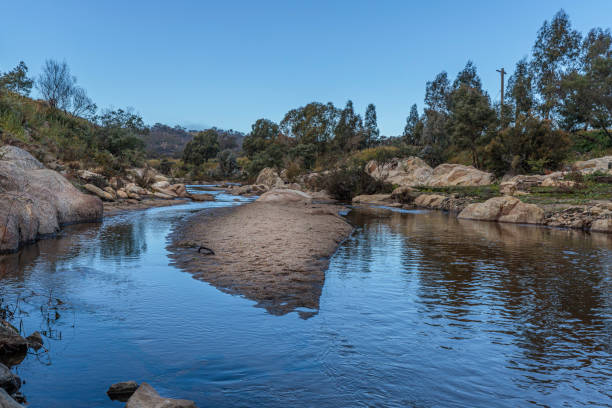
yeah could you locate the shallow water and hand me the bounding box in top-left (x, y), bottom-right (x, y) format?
top-left (0, 192), bottom-right (610, 407)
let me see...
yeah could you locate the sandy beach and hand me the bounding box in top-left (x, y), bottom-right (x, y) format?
top-left (168, 201), bottom-right (353, 318)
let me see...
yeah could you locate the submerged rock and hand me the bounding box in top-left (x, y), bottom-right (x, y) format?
top-left (0, 146), bottom-right (103, 253)
top-left (107, 381), bottom-right (139, 402)
top-left (126, 383), bottom-right (196, 408)
top-left (0, 363), bottom-right (20, 395)
top-left (0, 388), bottom-right (23, 408)
top-left (25, 332), bottom-right (43, 351)
top-left (0, 322), bottom-right (27, 366)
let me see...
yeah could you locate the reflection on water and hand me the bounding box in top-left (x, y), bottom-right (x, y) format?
top-left (0, 197), bottom-right (610, 407)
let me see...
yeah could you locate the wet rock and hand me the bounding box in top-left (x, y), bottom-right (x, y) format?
top-left (0, 146), bottom-right (103, 253)
top-left (426, 163), bottom-right (493, 187)
top-left (0, 388), bottom-right (23, 408)
top-left (107, 380), bottom-right (139, 402)
top-left (0, 322), bottom-right (27, 366)
top-left (83, 184), bottom-right (115, 201)
top-left (256, 188), bottom-right (312, 204)
top-left (189, 193), bottom-right (214, 202)
top-left (458, 196), bottom-right (544, 224)
top-left (0, 363), bottom-right (20, 395)
top-left (126, 382), bottom-right (196, 408)
top-left (352, 194), bottom-right (393, 205)
top-left (25, 332), bottom-right (43, 351)
top-left (256, 168), bottom-right (285, 189)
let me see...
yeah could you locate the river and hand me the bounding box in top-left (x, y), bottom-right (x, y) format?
top-left (0, 188), bottom-right (610, 407)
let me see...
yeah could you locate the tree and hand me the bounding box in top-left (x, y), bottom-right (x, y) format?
top-left (448, 62), bottom-right (495, 168)
top-left (421, 71), bottom-right (452, 162)
top-left (183, 129), bottom-right (220, 164)
top-left (558, 27), bottom-right (612, 136)
top-left (531, 10), bottom-right (581, 120)
top-left (242, 118), bottom-right (279, 158)
top-left (37, 59), bottom-right (75, 110)
top-left (403, 104), bottom-right (422, 145)
top-left (506, 58), bottom-right (535, 121)
top-left (424, 71), bottom-right (451, 113)
top-left (94, 108), bottom-right (147, 163)
top-left (70, 86), bottom-right (96, 118)
top-left (280, 102), bottom-right (339, 151)
top-left (363, 103), bottom-right (380, 148)
top-left (217, 149), bottom-right (238, 177)
top-left (334, 100), bottom-right (363, 152)
top-left (0, 61), bottom-right (33, 96)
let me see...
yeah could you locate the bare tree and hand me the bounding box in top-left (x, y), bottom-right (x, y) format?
top-left (70, 86), bottom-right (96, 118)
top-left (36, 59), bottom-right (75, 110)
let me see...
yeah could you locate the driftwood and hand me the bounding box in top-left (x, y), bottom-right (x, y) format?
top-left (198, 246), bottom-right (215, 255)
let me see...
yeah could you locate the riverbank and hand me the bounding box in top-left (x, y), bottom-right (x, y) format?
top-left (168, 199), bottom-right (353, 318)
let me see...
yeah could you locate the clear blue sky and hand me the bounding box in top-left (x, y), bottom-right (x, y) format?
top-left (1, 0), bottom-right (611, 135)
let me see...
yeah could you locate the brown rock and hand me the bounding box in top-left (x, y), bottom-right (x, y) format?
top-left (256, 168), bottom-right (285, 189)
top-left (352, 194), bottom-right (393, 205)
top-left (107, 380), bottom-right (139, 402)
top-left (365, 157), bottom-right (433, 186)
top-left (83, 184), bottom-right (115, 201)
top-left (189, 193), bottom-right (214, 202)
top-left (458, 196), bottom-right (544, 224)
top-left (256, 189), bottom-right (312, 204)
top-left (426, 163), bottom-right (493, 187)
top-left (0, 146), bottom-right (102, 253)
top-left (0, 322), bottom-right (27, 366)
top-left (126, 383), bottom-right (196, 408)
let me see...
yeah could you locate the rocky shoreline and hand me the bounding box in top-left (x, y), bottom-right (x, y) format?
top-left (167, 189), bottom-right (353, 318)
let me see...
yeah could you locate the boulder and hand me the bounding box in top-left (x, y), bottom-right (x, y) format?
top-left (0, 363), bottom-right (20, 395)
top-left (590, 217), bottom-right (612, 233)
top-left (414, 194), bottom-right (447, 209)
top-left (426, 164), bottom-right (493, 187)
top-left (572, 156), bottom-right (612, 174)
top-left (107, 381), bottom-right (139, 402)
top-left (390, 186), bottom-right (418, 203)
top-left (116, 189), bottom-right (129, 199)
top-left (103, 186), bottom-right (118, 200)
top-left (230, 184), bottom-right (268, 196)
top-left (0, 322), bottom-right (27, 366)
top-left (151, 181), bottom-right (170, 190)
top-left (365, 157), bottom-right (433, 186)
top-left (76, 170), bottom-right (104, 183)
top-left (126, 382), bottom-right (196, 408)
top-left (189, 193), bottom-right (214, 202)
top-left (168, 184), bottom-right (188, 198)
top-left (0, 388), bottom-right (23, 408)
top-left (83, 184), bottom-right (115, 201)
top-left (256, 168), bottom-right (285, 189)
top-left (458, 196), bottom-right (544, 224)
top-left (25, 332), bottom-right (43, 351)
top-left (352, 194), bottom-right (393, 204)
top-left (0, 146), bottom-right (103, 253)
top-left (153, 191), bottom-right (175, 200)
top-left (125, 183), bottom-right (148, 196)
top-left (256, 189), bottom-right (312, 204)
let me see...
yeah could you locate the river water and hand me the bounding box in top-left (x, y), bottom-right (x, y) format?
top-left (0, 189), bottom-right (610, 407)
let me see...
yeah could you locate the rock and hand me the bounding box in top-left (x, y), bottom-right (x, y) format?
top-left (572, 156), bottom-right (612, 174)
top-left (25, 332), bottom-right (43, 351)
top-left (352, 194), bottom-right (393, 204)
top-left (151, 181), bottom-right (170, 190)
top-left (116, 189), bottom-right (128, 199)
top-left (168, 184), bottom-right (188, 198)
top-left (414, 194), bottom-right (447, 209)
top-left (0, 364), bottom-right (20, 394)
top-left (0, 146), bottom-right (103, 253)
top-left (426, 163), bottom-right (493, 187)
top-left (107, 381), bottom-right (139, 402)
top-left (76, 170), bottom-right (104, 183)
top-left (189, 193), bottom-right (214, 202)
top-left (0, 322), bottom-right (27, 366)
top-left (390, 186), bottom-right (418, 203)
top-left (153, 191), bottom-right (174, 200)
top-left (0, 388), bottom-right (23, 408)
top-left (230, 184), bottom-right (268, 196)
top-left (256, 168), bottom-right (285, 189)
top-left (125, 183), bottom-right (148, 196)
top-left (104, 186), bottom-right (117, 199)
top-left (126, 382), bottom-right (196, 408)
top-left (83, 184), bottom-right (115, 201)
top-left (127, 192), bottom-right (142, 201)
top-left (256, 189), bottom-right (312, 204)
top-left (458, 196), bottom-right (544, 224)
top-left (365, 157), bottom-right (433, 186)
top-left (590, 217), bottom-right (612, 233)
top-left (500, 175), bottom-right (545, 195)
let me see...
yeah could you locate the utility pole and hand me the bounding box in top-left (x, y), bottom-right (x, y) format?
top-left (497, 67), bottom-right (506, 124)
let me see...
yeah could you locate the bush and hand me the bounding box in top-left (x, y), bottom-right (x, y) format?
top-left (321, 166), bottom-right (393, 201)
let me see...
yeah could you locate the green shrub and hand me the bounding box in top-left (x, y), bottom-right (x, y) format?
top-left (321, 166), bottom-right (393, 201)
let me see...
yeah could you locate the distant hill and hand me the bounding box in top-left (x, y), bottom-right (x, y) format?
top-left (141, 123), bottom-right (245, 158)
